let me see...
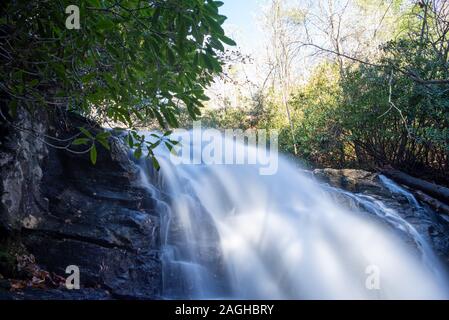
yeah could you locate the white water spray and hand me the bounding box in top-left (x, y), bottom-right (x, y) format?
top-left (138, 131), bottom-right (449, 299)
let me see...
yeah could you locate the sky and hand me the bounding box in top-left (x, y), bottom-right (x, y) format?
top-left (206, 0), bottom-right (269, 107)
top-left (220, 0), bottom-right (266, 53)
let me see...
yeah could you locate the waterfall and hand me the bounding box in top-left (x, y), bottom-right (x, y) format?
top-left (137, 131), bottom-right (449, 299)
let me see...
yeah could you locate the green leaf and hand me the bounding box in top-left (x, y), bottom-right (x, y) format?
top-left (193, 52), bottom-right (199, 67)
top-left (54, 64), bottom-right (65, 78)
top-left (210, 38), bottom-right (225, 51)
top-left (96, 137), bottom-right (110, 150)
top-left (201, 54), bottom-right (215, 70)
top-left (96, 131), bottom-right (111, 150)
top-left (167, 48), bottom-right (176, 65)
top-left (96, 131), bottom-right (111, 140)
top-left (29, 79), bottom-right (39, 87)
top-left (126, 133), bottom-right (134, 148)
top-left (216, 14), bottom-right (227, 24)
top-left (90, 144), bottom-right (97, 165)
top-left (134, 147), bottom-right (142, 159)
top-left (79, 127), bottom-right (94, 139)
top-left (72, 138), bottom-right (90, 145)
top-left (205, 16), bottom-right (224, 34)
top-left (8, 100), bottom-right (17, 117)
top-left (219, 35), bottom-right (237, 46)
top-left (153, 110), bottom-right (166, 128)
top-left (151, 155), bottom-right (160, 170)
top-left (96, 18), bottom-right (115, 31)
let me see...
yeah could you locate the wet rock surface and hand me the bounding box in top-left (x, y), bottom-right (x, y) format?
top-left (0, 108), bottom-right (48, 232)
top-left (312, 168), bottom-right (384, 194)
top-left (0, 110), bottom-right (162, 299)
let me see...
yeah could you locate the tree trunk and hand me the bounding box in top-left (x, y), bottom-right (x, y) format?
top-left (414, 190), bottom-right (449, 216)
top-left (382, 169), bottom-right (449, 204)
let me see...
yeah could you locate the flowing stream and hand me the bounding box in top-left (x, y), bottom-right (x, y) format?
top-left (137, 132), bottom-right (449, 299)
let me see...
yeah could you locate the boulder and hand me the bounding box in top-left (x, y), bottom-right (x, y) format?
top-left (0, 109), bottom-right (162, 299)
top-left (312, 168), bottom-right (383, 194)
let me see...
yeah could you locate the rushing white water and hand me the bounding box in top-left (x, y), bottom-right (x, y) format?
top-left (138, 131), bottom-right (449, 299)
top-left (378, 175), bottom-right (421, 208)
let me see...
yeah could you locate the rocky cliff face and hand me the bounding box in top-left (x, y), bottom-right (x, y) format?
top-left (0, 109), bottom-right (161, 299)
top-left (0, 108), bottom-right (48, 232)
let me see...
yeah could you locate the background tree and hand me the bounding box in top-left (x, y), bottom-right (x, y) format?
top-left (199, 0), bottom-right (449, 183)
top-left (264, 0), bottom-right (301, 155)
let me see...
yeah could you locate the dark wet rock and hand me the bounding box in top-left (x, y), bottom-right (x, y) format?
top-left (23, 233), bottom-right (161, 298)
top-left (0, 108), bottom-right (48, 231)
top-left (313, 168), bottom-right (384, 194)
top-left (23, 137), bottom-right (162, 299)
top-left (0, 109), bottom-right (162, 299)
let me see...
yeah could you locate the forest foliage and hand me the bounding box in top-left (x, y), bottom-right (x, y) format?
top-left (1, 0), bottom-right (448, 182)
top-left (200, 0), bottom-right (449, 182)
top-left (0, 0), bottom-right (234, 163)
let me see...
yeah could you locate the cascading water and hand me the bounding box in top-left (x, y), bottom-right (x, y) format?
top-left (323, 179), bottom-right (445, 285)
top-left (137, 131), bottom-right (449, 299)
